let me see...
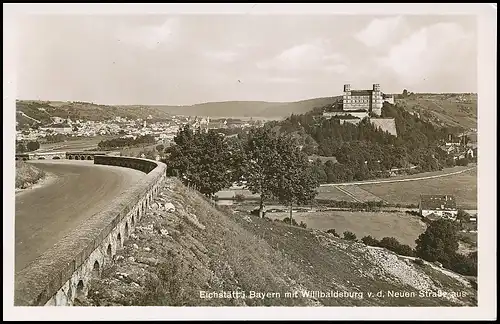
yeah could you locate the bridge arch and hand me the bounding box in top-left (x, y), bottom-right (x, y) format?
top-left (52, 156), bottom-right (61, 160)
top-left (68, 155), bottom-right (74, 160)
top-left (106, 244), bottom-right (112, 259)
top-left (75, 280), bottom-right (85, 300)
top-left (38, 157), bottom-right (45, 160)
top-left (86, 155), bottom-right (93, 160)
top-left (117, 232), bottom-right (122, 248)
top-left (92, 260), bottom-right (100, 278)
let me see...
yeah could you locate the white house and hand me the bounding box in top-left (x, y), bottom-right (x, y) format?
top-left (419, 195), bottom-right (458, 220)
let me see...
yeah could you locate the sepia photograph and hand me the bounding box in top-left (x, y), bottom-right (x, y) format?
top-left (3, 3), bottom-right (497, 321)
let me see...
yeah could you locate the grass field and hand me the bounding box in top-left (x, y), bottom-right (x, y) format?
top-left (37, 136), bottom-right (112, 152)
top-left (316, 186), bottom-right (357, 202)
top-left (358, 168), bottom-right (477, 209)
top-left (266, 211), bottom-right (427, 247)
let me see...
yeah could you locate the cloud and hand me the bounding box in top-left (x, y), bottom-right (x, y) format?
top-left (115, 18), bottom-right (180, 50)
top-left (202, 50), bottom-right (239, 62)
top-left (378, 22), bottom-right (475, 85)
top-left (265, 76), bottom-right (302, 84)
top-left (355, 16), bottom-right (404, 48)
top-left (324, 64), bottom-right (348, 74)
top-left (256, 40), bottom-right (343, 71)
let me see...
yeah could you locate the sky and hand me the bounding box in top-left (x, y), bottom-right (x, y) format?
top-left (16, 14), bottom-right (477, 106)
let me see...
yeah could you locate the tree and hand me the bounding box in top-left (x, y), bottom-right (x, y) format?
top-left (402, 89), bottom-right (408, 97)
top-left (164, 125), bottom-right (233, 198)
top-left (242, 127), bottom-right (283, 218)
top-left (193, 130), bottom-right (233, 197)
top-left (273, 134), bottom-right (319, 225)
top-left (16, 142), bottom-right (26, 153)
top-left (456, 209), bottom-right (470, 227)
top-left (415, 218), bottom-right (461, 267)
top-left (26, 141), bottom-right (40, 152)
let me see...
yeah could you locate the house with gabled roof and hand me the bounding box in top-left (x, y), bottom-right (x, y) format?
top-left (419, 195), bottom-right (458, 221)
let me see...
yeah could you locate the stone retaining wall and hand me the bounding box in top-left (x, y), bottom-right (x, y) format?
top-left (14, 156), bottom-right (167, 306)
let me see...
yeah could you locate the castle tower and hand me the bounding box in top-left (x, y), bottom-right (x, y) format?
top-left (371, 83), bottom-right (383, 116)
top-left (343, 84), bottom-right (352, 110)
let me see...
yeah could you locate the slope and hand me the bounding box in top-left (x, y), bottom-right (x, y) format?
top-left (16, 100), bottom-right (172, 127)
top-left (147, 97), bottom-right (341, 118)
top-left (81, 177), bottom-right (477, 307)
top-left (396, 93), bottom-right (477, 129)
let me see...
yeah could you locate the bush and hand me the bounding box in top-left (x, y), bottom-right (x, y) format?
top-left (448, 252), bottom-right (477, 276)
top-left (361, 235), bottom-right (380, 246)
top-left (343, 231), bottom-right (357, 241)
top-left (282, 217), bottom-right (299, 227)
top-left (326, 229), bottom-right (340, 237)
top-left (299, 221), bottom-right (307, 229)
top-left (378, 237), bottom-right (415, 257)
top-left (26, 141), bottom-right (40, 152)
top-left (235, 194), bottom-right (245, 202)
top-left (413, 258), bottom-right (425, 266)
top-left (15, 162), bottom-right (46, 189)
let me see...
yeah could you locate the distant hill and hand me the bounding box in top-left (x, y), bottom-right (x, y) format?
top-left (395, 93), bottom-right (477, 130)
top-left (140, 96), bottom-right (341, 119)
top-left (15, 100), bottom-right (172, 128)
top-left (16, 93), bottom-right (477, 130)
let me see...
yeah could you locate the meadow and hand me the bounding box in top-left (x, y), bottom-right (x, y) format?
top-left (358, 168), bottom-right (477, 209)
top-left (266, 210), bottom-right (427, 247)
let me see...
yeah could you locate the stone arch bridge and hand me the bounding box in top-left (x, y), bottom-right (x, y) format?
top-left (15, 151), bottom-right (109, 161)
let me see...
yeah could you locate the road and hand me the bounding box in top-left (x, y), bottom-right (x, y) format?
top-left (320, 166), bottom-right (476, 187)
top-left (15, 160), bottom-right (145, 273)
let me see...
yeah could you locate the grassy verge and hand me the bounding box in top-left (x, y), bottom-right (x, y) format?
top-left (15, 161), bottom-right (46, 189)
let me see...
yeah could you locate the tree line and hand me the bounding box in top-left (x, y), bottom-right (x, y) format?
top-left (16, 140), bottom-right (40, 153)
top-left (163, 124), bottom-right (319, 222)
top-left (98, 134), bottom-right (156, 150)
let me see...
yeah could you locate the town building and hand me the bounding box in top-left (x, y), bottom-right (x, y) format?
top-left (39, 123), bottom-right (73, 134)
top-left (419, 195), bottom-right (458, 220)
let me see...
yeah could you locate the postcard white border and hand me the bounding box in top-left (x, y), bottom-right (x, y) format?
top-left (3, 3), bottom-right (497, 321)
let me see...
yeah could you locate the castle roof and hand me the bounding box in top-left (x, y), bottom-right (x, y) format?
top-left (350, 90), bottom-right (373, 96)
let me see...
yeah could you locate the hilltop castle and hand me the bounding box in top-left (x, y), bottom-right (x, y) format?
top-left (343, 83), bottom-right (387, 116)
top-left (323, 84), bottom-right (397, 136)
